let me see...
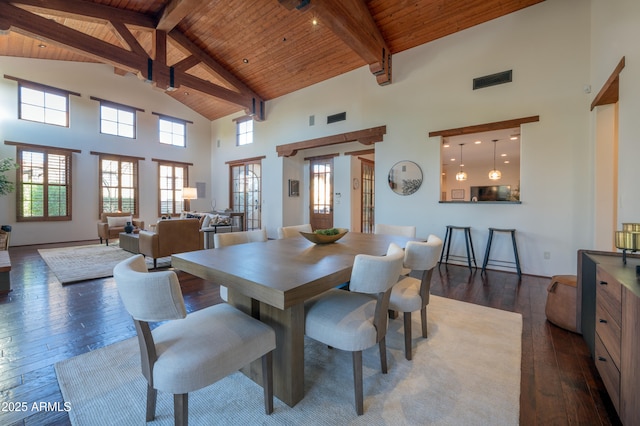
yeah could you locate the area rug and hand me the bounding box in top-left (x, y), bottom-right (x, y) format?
top-left (38, 244), bottom-right (171, 284)
top-left (55, 296), bottom-right (522, 425)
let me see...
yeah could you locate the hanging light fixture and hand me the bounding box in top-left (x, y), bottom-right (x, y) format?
top-left (488, 139), bottom-right (502, 180)
top-left (455, 144), bottom-right (467, 181)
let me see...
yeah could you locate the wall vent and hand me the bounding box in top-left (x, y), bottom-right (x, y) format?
top-left (327, 112), bottom-right (346, 124)
top-left (473, 70), bottom-right (512, 90)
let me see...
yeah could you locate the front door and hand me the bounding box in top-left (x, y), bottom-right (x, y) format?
top-left (309, 156), bottom-right (333, 230)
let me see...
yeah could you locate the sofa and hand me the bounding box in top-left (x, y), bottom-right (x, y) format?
top-left (97, 212), bottom-right (145, 245)
top-left (138, 218), bottom-right (204, 268)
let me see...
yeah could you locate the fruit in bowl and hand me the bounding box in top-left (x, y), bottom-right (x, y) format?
top-left (299, 228), bottom-right (348, 244)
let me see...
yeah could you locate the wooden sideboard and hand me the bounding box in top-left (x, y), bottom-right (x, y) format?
top-left (579, 251), bottom-right (640, 425)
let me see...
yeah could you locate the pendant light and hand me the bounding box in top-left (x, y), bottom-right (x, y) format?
top-left (455, 143), bottom-right (467, 181)
top-left (488, 139), bottom-right (502, 180)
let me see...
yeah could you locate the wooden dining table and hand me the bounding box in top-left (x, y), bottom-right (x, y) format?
top-left (171, 231), bottom-right (416, 407)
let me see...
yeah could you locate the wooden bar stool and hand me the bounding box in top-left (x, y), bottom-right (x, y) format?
top-left (438, 225), bottom-right (477, 272)
top-left (481, 228), bottom-right (522, 277)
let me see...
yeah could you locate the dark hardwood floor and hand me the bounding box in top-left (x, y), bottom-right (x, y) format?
top-left (0, 241), bottom-right (621, 425)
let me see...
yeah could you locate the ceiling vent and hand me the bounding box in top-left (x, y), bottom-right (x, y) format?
top-left (327, 112), bottom-right (346, 124)
top-left (473, 70), bottom-right (512, 90)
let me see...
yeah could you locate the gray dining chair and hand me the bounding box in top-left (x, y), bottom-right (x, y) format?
top-left (388, 235), bottom-right (443, 360)
top-left (277, 224), bottom-right (312, 239)
top-left (304, 243), bottom-right (404, 415)
top-left (113, 255), bottom-right (276, 425)
top-left (214, 229), bottom-right (268, 301)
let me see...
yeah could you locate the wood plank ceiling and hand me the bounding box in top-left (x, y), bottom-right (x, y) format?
top-left (0, 0), bottom-right (545, 121)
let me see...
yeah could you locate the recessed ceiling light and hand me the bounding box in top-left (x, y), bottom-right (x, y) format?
top-left (312, 18), bottom-right (318, 25)
top-left (243, 58), bottom-right (249, 64)
top-left (501, 153), bottom-right (507, 157)
top-left (184, 92), bottom-right (189, 96)
top-left (504, 160), bottom-right (510, 164)
top-left (510, 134), bottom-right (519, 140)
top-left (474, 140), bottom-right (481, 144)
top-left (443, 143), bottom-right (450, 148)
top-left (38, 44), bottom-right (46, 48)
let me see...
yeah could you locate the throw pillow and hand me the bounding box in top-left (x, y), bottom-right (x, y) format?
top-left (107, 215), bottom-right (132, 228)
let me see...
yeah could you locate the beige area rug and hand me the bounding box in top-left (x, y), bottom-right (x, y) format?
top-left (55, 296), bottom-right (522, 425)
top-left (39, 244), bottom-right (171, 284)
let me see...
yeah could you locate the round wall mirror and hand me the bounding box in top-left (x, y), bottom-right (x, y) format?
top-left (388, 161), bottom-right (423, 195)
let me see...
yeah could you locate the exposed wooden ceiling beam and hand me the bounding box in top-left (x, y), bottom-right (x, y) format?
top-left (280, 0), bottom-right (392, 85)
top-left (7, 0), bottom-right (156, 27)
top-left (156, 0), bottom-right (201, 32)
top-left (0, 0), bottom-right (266, 119)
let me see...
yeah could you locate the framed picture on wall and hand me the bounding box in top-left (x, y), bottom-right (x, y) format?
top-left (288, 179), bottom-right (300, 197)
top-left (451, 189), bottom-right (465, 200)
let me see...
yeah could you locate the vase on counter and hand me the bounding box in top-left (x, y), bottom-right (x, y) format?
top-left (124, 221), bottom-right (134, 234)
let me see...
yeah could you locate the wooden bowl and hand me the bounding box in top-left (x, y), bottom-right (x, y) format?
top-left (299, 228), bottom-right (349, 244)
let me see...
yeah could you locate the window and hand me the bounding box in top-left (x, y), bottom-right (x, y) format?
top-left (16, 147), bottom-right (72, 221)
top-left (98, 155), bottom-right (139, 215)
top-left (19, 83), bottom-right (68, 127)
top-left (236, 118), bottom-right (253, 146)
top-left (158, 117), bottom-right (186, 147)
top-left (158, 162), bottom-right (189, 216)
top-left (100, 104), bottom-right (135, 138)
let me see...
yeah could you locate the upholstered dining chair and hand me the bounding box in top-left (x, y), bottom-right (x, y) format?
top-left (374, 223), bottom-right (416, 238)
top-left (277, 224), bottom-right (312, 239)
top-left (113, 255), bottom-right (276, 426)
top-left (304, 243), bottom-right (404, 415)
top-left (213, 229), bottom-right (268, 301)
top-left (374, 223), bottom-right (417, 275)
top-left (388, 235), bottom-right (443, 360)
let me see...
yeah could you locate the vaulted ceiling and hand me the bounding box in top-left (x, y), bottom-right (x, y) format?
top-left (0, 0), bottom-right (544, 121)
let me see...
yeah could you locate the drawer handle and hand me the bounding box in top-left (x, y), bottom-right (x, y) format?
top-left (598, 356), bottom-right (607, 362)
top-left (599, 281), bottom-right (608, 285)
top-left (599, 319), bottom-right (608, 323)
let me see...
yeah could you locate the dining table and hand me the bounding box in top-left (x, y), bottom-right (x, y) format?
top-left (171, 231), bottom-right (416, 407)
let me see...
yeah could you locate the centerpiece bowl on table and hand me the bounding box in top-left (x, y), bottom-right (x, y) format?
top-left (299, 228), bottom-right (349, 244)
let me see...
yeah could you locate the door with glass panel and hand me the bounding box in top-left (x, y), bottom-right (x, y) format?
top-left (361, 158), bottom-right (375, 233)
top-left (230, 160), bottom-right (261, 230)
top-left (309, 156), bottom-right (334, 230)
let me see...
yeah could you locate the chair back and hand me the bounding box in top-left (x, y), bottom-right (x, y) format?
top-left (374, 223), bottom-right (416, 238)
top-left (113, 255), bottom-right (186, 322)
top-left (214, 229), bottom-right (267, 247)
top-left (349, 243), bottom-right (404, 294)
top-left (277, 224), bottom-right (312, 239)
top-left (404, 235), bottom-right (443, 271)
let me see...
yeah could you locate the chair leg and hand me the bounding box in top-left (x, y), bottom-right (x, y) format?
top-left (262, 351), bottom-right (274, 414)
top-left (352, 351), bottom-right (364, 415)
top-left (146, 383), bottom-right (157, 421)
top-left (174, 393), bottom-right (188, 426)
top-left (420, 306), bottom-right (428, 338)
top-left (403, 312), bottom-right (412, 361)
top-left (379, 337), bottom-right (388, 374)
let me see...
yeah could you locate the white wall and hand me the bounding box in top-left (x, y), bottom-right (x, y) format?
top-left (0, 60), bottom-right (212, 245)
top-left (211, 0), bottom-right (593, 276)
top-left (590, 0), bottom-right (640, 227)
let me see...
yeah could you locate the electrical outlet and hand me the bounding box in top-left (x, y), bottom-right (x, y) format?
top-left (544, 252), bottom-right (551, 260)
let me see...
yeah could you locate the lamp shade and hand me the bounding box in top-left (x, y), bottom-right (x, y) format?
top-left (183, 187), bottom-right (198, 200)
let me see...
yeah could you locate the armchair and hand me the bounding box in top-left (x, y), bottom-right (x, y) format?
top-left (97, 212), bottom-right (144, 245)
top-left (138, 219), bottom-right (204, 268)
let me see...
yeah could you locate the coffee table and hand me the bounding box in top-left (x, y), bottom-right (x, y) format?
top-left (119, 232), bottom-right (139, 254)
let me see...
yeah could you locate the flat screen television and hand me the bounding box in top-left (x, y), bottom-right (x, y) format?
top-left (470, 185), bottom-right (511, 201)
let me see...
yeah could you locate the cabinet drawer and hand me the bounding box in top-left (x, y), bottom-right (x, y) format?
top-left (595, 333), bottom-right (621, 413)
top-left (595, 301), bottom-right (621, 369)
top-left (596, 266), bottom-right (622, 325)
